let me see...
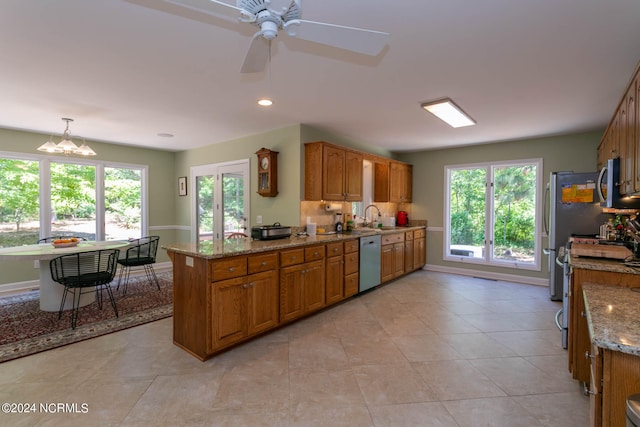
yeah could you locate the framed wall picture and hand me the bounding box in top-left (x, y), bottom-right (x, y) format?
top-left (178, 176), bottom-right (187, 196)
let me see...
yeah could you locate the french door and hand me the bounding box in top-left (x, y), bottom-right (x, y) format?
top-left (191, 160), bottom-right (250, 242)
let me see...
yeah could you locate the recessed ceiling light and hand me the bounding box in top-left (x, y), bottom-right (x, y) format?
top-left (421, 98), bottom-right (476, 128)
top-left (157, 133), bottom-right (174, 138)
top-left (257, 98), bottom-right (273, 107)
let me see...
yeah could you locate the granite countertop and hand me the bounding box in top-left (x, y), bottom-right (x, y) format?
top-left (569, 253), bottom-right (640, 275)
top-left (162, 225), bottom-right (426, 260)
top-left (583, 282), bottom-right (640, 356)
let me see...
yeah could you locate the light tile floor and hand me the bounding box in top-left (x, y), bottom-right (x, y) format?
top-left (0, 270), bottom-right (589, 426)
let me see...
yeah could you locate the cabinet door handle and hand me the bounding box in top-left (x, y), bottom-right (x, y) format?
top-left (581, 311), bottom-right (586, 318)
top-left (229, 267), bottom-right (235, 272)
top-left (585, 351), bottom-right (595, 361)
top-left (261, 261), bottom-right (267, 266)
top-left (249, 282), bottom-right (255, 287)
top-left (243, 284), bottom-right (248, 289)
top-left (583, 384), bottom-right (595, 396)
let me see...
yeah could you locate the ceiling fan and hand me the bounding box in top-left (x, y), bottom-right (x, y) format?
top-left (165, 0), bottom-right (390, 73)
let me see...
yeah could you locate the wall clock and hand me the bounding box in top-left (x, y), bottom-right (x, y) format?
top-left (255, 147), bottom-right (278, 197)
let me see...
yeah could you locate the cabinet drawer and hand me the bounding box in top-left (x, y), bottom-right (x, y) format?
top-left (344, 239), bottom-right (359, 253)
top-left (280, 248), bottom-right (304, 267)
top-left (345, 273), bottom-right (359, 297)
top-left (305, 245), bottom-right (325, 262)
top-left (414, 229), bottom-right (425, 238)
top-left (382, 233), bottom-right (404, 245)
top-left (344, 252), bottom-right (359, 276)
top-left (326, 242), bottom-right (343, 258)
top-left (248, 252), bottom-right (278, 274)
top-left (405, 230), bottom-right (414, 240)
top-left (212, 257), bottom-right (247, 281)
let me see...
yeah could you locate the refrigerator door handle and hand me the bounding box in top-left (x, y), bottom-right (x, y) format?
top-left (543, 183), bottom-right (550, 235)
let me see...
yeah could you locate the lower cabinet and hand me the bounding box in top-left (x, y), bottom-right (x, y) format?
top-left (212, 269), bottom-right (279, 351)
top-left (404, 231), bottom-right (414, 272)
top-left (280, 259), bottom-right (325, 323)
top-left (588, 346), bottom-right (640, 427)
top-left (325, 242), bottom-right (344, 305)
top-left (381, 233), bottom-right (405, 283)
top-left (413, 228), bottom-right (426, 269)
top-left (570, 268), bottom-right (640, 383)
top-left (344, 239), bottom-right (359, 297)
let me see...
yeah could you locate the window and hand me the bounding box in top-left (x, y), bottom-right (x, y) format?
top-left (0, 152), bottom-right (146, 247)
top-left (445, 159), bottom-right (542, 270)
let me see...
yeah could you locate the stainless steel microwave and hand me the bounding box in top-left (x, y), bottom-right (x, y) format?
top-left (597, 158), bottom-right (640, 208)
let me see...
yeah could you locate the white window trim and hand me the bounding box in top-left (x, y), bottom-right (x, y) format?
top-left (444, 158), bottom-right (543, 271)
top-left (0, 151), bottom-right (148, 240)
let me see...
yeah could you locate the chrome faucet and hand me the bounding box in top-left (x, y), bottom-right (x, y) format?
top-left (363, 204), bottom-right (381, 227)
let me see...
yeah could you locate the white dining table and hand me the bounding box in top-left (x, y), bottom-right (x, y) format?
top-left (0, 240), bottom-right (130, 311)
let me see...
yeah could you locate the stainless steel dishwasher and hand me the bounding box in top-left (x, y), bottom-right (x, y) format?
top-left (359, 234), bottom-right (381, 292)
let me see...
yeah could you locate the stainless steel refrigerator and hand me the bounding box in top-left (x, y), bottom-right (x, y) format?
top-left (545, 171), bottom-right (608, 301)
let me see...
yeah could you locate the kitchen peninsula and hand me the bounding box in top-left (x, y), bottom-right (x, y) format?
top-left (163, 226), bottom-right (426, 361)
top-left (582, 283), bottom-right (640, 426)
top-left (567, 254), bottom-right (640, 426)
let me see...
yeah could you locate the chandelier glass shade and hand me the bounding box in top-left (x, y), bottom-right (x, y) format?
top-left (37, 118), bottom-right (96, 156)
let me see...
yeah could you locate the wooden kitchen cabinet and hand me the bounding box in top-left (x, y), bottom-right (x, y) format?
top-left (212, 269), bottom-right (279, 350)
top-left (413, 228), bottom-right (426, 269)
top-left (588, 342), bottom-right (602, 427)
top-left (389, 161), bottom-right (413, 203)
top-left (569, 267), bottom-right (640, 384)
top-left (325, 242), bottom-right (344, 305)
top-left (597, 60), bottom-right (640, 193)
top-left (381, 233), bottom-right (404, 283)
top-left (344, 239), bottom-right (359, 297)
top-left (304, 141), bottom-right (362, 201)
top-left (280, 245), bottom-right (326, 323)
top-left (374, 160), bottom-right (413, 203)
top-left (404, 232), bottom-right (414, 273)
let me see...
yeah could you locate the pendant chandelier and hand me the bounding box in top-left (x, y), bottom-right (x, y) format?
top-left (37, 118), bottom-right (96, 156)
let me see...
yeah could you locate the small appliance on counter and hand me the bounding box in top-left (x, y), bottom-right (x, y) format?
top-left (251, 222), bottom-right (292, 240)
top-left (397, 211), bottom-right (408, 226)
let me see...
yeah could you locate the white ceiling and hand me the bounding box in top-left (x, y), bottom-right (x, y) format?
top-left (1, 0), bottom-right (640, 153)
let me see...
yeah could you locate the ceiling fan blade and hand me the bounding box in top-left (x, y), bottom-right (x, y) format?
top-left (240, 32), bottom-right (270, 73)
top-left (265, 0), bottom-right (293, 15)
top-left (163, 0), bottom-right (246, 21)
top-left (284, 19), bottom-right (390, 56)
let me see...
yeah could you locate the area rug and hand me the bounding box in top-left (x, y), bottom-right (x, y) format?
top-left (0, 271), bottom-right (173, 363)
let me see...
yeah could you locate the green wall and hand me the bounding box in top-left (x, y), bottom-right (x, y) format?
top-left (173, 125), bottom-right (304, 242)
top-left (396, 130), bottom-right (604, 282)
top-left (0, 128), bottom-right (176, 286)
top-left (0, 124), bottom-right (606, 288)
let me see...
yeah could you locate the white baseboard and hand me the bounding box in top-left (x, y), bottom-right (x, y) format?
top-left (421, 263), bottom-right (549, 287)
top-left (0, 261), bottom-right (173, 298)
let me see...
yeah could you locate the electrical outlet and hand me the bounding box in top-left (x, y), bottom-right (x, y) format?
top-left (34, 260), bottom-right (40, 269)
top-left (256, 215), bottom-right (262, 224)
top-left (185, 256), bottom-right (194, 267)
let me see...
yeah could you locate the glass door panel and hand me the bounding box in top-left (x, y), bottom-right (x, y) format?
top-left (196, 175), bottom-right (214, 242)
top-left (0, 158), bottom-right (40, 246)
top-left (222, 172), bottom-right (246, 237)
top-left (104, 167), bottom-right (142, 240)
top-left (491, 164), bottom-right (536, 264)
top-left (50, 162), bottom-right (96, 240)
top-left (448, 167), bottom-right (486, 259)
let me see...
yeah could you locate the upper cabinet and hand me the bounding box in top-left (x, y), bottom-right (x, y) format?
top-left (597, 61), bottom-right (640, 194)
top-left (305, 142), bottom-right (362, 201)
top-left (374, 159), bottom-right (412, 203)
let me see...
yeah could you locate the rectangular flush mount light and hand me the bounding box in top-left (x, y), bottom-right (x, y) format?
top-left (421, 98), bottom-right (476, 128)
